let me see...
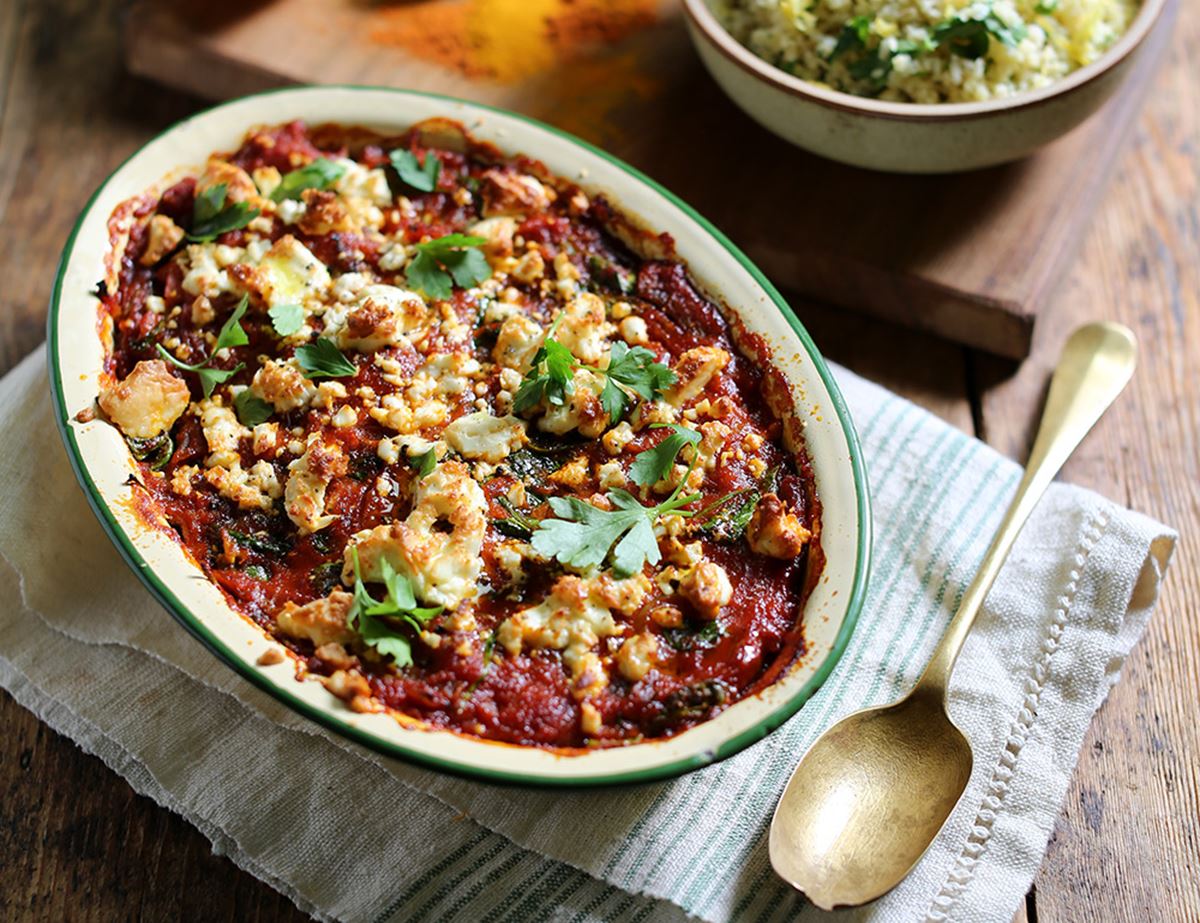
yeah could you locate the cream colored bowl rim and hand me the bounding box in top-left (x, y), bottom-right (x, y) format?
top-left (48, 86), bottom-right (871, 786)
top-left (683, 0), bottom-right (1167, 122)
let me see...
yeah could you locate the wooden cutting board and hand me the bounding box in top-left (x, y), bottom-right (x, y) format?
top-left (121, 0), bottom-right (1170, 358)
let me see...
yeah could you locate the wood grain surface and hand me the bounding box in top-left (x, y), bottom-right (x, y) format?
top-left (119, 0), bottom-right (1173, 359)
top-left (1, 0), bottom-right (1197, 919)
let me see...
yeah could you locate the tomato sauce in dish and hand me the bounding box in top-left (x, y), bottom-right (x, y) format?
top-left (96, 119), bottom-right (821, 749)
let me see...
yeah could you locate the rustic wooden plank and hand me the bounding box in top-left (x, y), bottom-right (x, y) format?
top-left (121, 0), bottom-right (1171, 359)
top-left (973, 0), bottom-right (1200, 916)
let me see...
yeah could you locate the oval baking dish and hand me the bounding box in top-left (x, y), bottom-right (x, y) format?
top-left (49, 85), bottom-right (871, 786)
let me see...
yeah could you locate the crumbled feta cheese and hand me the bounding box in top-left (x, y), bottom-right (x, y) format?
top-left (253, 235), bottom-right (331, 307)
top-left (343, 460), bottom-right (486, 608)
top-left (196, 398), bottom-right (249, 469)
top-left (443, 412), bottom-right (527, 463)
top-left (284, 438), bottom-right (347, 533)
top-left (98, 360), bottom-right (189, 439)
top-left (250, 358), bottom-right (315, 412)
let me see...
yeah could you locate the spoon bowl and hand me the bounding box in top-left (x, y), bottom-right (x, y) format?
top-left (769, 689), bottom-right (972, 909)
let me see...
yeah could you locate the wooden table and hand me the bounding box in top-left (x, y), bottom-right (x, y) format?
top-left (1, 1), bottom-right (1196, 919)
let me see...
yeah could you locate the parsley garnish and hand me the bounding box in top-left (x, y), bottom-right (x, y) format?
top-left (406, 233), bottom-right (491, 300)
top-left (233, 389), bottom-right (273, 426)
top-left (932, 10), bottom-right (1026, 59)
top-left (532, 454), bottom-right (704, 578)
top-left (1034, 0), bottom-right (1058, 11)
top-left (830, 15), bottom-right (871, 61)
top-left (295, 337), bottom-right (357, 379)
top-left (156, 294), bottom-right (249, 398)
top-left (513, 325), bottom-right (676, 425)
top-left (390, 149), bottom-right (441, 193)
top-left (599, 341), bottom-right (677, 424)
top-left (348, 549), bottom-right (442, 667)
top-left (188, 183), bottom-right (260, 243)
top-left (212, 294), bottom-right (250, 351)
top-left (268, 303), bottom-right (305, 337)
top-left (410, 448), bottom-right (437, 478)
top-left (629, 424), bottom-right (701, 487)
top-left (512, 318), bottom-right (576, 413)
top-left (270, 158), bottom-right (346, 202)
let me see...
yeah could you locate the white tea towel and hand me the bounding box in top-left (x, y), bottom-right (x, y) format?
top-left (0, 345), bottom-right (1175, 922)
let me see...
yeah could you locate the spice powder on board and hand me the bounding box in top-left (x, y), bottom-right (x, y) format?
top-left (369, 0), bottom-right (660, 83)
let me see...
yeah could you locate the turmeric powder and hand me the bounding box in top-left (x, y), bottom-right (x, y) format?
top-left (369, 0), bottom-right (659, 83)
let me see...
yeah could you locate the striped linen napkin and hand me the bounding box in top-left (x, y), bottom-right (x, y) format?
top-left (0, 344), bottom-right (1174, 922)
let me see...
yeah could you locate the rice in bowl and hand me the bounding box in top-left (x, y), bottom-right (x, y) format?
top-left (716, 0), bottom-right (1140, 103)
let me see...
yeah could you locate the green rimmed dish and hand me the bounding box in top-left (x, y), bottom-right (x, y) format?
top-left (48, 85), bottom-right (871, 786)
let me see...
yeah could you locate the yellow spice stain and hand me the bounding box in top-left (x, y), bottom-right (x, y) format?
top-left (369, 0), bottom-right (660, 84)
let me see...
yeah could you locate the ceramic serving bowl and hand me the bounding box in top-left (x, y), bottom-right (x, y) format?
top-left (49, 85), bottom-right (870, 786)
top-left (683, 0), bottom-right (1168, 173)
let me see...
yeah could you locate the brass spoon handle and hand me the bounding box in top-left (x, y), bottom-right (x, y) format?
top-left (916, 323), bottom-right (1137, 697)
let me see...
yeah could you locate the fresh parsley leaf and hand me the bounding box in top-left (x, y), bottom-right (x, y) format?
top-left (154, 344), bottom-right (205, 373)
top-left (188, 182), bottom-right (260, 243)
top-left (513, 335), bottom-right (577, 413)
top-left (389, 149), bottom-right (441, 193)
top-left (347, 551), bottom-right (443, 668)
top-left (405, 252), bottom-right (452, 301)
top-left (213, 295), bottom-right (251, 352)
top-left (268, 303), bottom-right (305, 337)
top-left (443, 247), bottom-right (492, 289)
top-left (601, 341), bottom-right (676, 424)
top-left (847, 47), bottom-right (892, 86)
top-left (830, 15), bottom-right (872, 61)
top-left (410, 448), bottom-right (437, 478)
top-left (154, 296), bottom-right (248, 399)
top-left (233, 389), bottom-right (273, 426)
top-left (629, 425), bottom-right (702, 487)
top-left (1034, 0), bottom-right (1058, 11)
top-left (406, 234), bottom-right (491, 300)
top-left (270, 158), bottom-right (346, 202)
top-left (356, 606), bottom-right (414, 666)
top-left (513, 329), bottom-right (674, 424)
top-left (295, 338), bottom-right (357, 379)
top-left (932, 10), bottom-right (1026, 59)
top-left (532, 466), bottom-right (703, 578)
top-left (195, 364), bottom-right (244, 399)
top-left (533, 494), bottom-right (649, 574)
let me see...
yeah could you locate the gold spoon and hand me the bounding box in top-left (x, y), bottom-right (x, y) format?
top-left (769, 322), bottom-right (1137, 910)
